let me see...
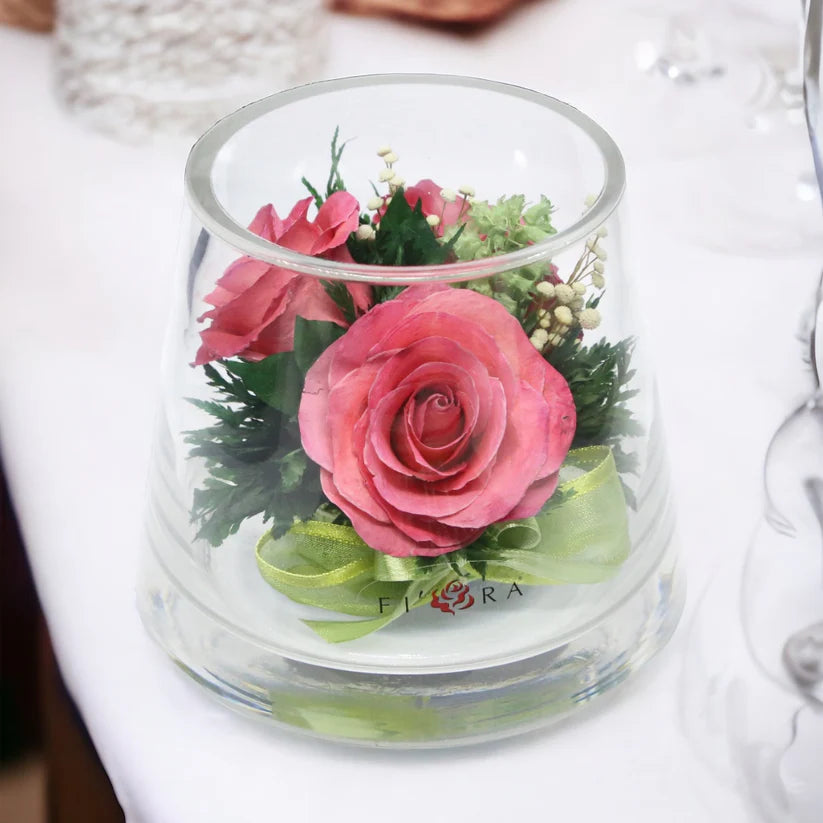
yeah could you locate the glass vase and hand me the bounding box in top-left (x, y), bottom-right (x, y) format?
top-left (137, 74), bottom-right (684, 747)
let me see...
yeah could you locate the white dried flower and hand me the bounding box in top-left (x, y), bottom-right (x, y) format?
top-left (530, 328), bottom-right (549, 349)
top-left (572, 281), bottom-right (587, 295)
top-left (586, 236), bottom-right (600, 253)
top-left (554, 305), bottom-right (573, 325)
top-left (355, 224), bottom-right (376, 241)
top-left (378, 168), bottom-right (396, 183)
top-left (539, 315), bottom-right (551, 329)
top-left (426, 214), bottom-right (441, 228)
top-left (596, 226), bottom-right (608, 238)
top-left (377, 145), bottom-right (392, 157)
top-left (440, 188), bottom-right (457, 203)
top-left (578, 307), bottom-right (601, 330)
top-left (583, 193), bottom-right (596, 207)
top-left (547, 332), bottom-right (566, 347)
top-left (554, 283), bottom-right (574, 304)
top-left (391, 176), bottom-right (406, 188)
top-left (367, 196), bottom-right (384, 211)
top-left (593, 260), bottom-right (605, 274)
top-left (385, 197), bottom-right (393, 206)
top-left (570, 296), bottom-right (584, 310)
top-left (383, 151), bottom-right (398, 164)
top-left (536, 281), bottom-right (555, 298)
top-left (592, 272), bottom-right (605, 289)
top-left (594, 247), bottom-right (608, 261)
top-left (458, 184), bottom-right (475, 197)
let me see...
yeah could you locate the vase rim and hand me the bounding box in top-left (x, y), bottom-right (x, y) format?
top-left (185, 73), bottom-right (626, 284)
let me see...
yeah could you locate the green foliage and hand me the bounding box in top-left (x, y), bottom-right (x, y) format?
top-left (347, 193), bottom-right (463, 266)
top-left (222, 354), bottom-right (302, 416)
top-left (320, 281), bottom-right (358, 325)
top-left (442, 195), bottom-right (557, 318)
top-left (302, 126), bottom-right (349, 208)
top-left (446, 194), bottom-right (556, 261)
top-left (547, 336), bottom-right (641, 502)
top-left (301, 177), bottom-right (323, 210)
top-left (293, 316), bottom-right (345, 374)
top-left (186, 323), bottom-right (341, 546)
top-left (371, 284), bottom-right (406, 303)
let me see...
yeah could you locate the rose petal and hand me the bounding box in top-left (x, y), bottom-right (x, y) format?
top-left (535, 374), bottom-right (577, 478)
top-left (277, 217), bottom-right (322, 255)
top-left (375, 491), bottom-right (487, 550)
top-left (425, 377), bottom-right (506, 492)
top-left (504, 471), bottom-right (560, 520)
top-left (311, 191), bottom-right (360, 254)
top-left (346, 282), bottom-right (374, 315)
top-left (200, 258), bottom-right (272, 314)
top-left (365, 383), bottom-right (419, 476)
top-left (402, 389), bottom-right (475, 473)
top-left (320, 469), bottom-right (391, 529)
top-left (325, 362), bottom-right (395, 522)
top-left (407, 289), bottom-right (546, 387)
top-left (368, 390), bottom-right (471, 481)
top-left (395, 284), bottom-right (450, 303)
top-left (326, 300), bottom-right (412, 387)
top-left (412, 390), bottom-right (463, 447)
top-left (280, 198), bottom-right (313, 236)
top-left (248, 204), bottom-right (279, 241)
top-left (339, 494), bottom-right (478, 557)
top-left (196, 272), bottom-right (292, 361)
top-left (439, 380), bottom-right (551, 528)
top-left (366, 354), bottom-right (484, 476)
top-left (377, 312), bottom-right (517, 399)
top-left (367, 444), bottom-right (493, 518)
top-left (247, 277), bottom-right (343, 355)
top-left (299, 342), bottom-right (340, 470)
top-left (361, 334), bottom-right (508, 492)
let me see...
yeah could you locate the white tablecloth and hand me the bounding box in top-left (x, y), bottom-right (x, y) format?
top-left (2, 2), bottom-right (821, 820)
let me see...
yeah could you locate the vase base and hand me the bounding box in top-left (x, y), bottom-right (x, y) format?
top-left (138, 539), bottom-right (684, 748)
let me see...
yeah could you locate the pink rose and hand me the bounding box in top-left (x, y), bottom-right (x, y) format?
top-left (299, 285), bottom-right (577, 557)
top-left (373, 179), bottom-right (464, 237)
top-left (194, 192), bottom-right (371, 366)
top-left (403, 179), bottom-right (464, 234)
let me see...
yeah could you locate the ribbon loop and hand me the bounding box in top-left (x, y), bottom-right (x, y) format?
top-left (255, 446), bottom-right (630, 642)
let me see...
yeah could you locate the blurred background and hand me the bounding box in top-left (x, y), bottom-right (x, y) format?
top-left (1, 0), bottom-right (820, 821)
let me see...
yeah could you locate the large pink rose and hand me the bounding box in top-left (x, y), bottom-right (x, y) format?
top-left (299, 286), bottom-right (577, 557)
top-left (194, 192), bottom-right (371, 366)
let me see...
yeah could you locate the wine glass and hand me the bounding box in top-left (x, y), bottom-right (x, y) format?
top-left (630, 0), bottom-right (823, 255)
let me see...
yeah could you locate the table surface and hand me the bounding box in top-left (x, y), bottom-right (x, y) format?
top-left (3, 1), bottom-right (822, 821)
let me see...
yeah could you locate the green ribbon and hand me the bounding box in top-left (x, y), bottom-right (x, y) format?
top-left (256, 446), bottom-right (629, 643)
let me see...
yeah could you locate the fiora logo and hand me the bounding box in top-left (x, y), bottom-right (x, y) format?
top-left (375, 580), bottom-right (524, 614)
top-left (431, 581), bottom-right (475, 614)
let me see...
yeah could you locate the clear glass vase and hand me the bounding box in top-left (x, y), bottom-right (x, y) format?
top-left (137, 74), bottom-right (684, 747)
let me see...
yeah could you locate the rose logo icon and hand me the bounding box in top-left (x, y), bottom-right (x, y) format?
top-left (431, 581), bottom-right (475, 614)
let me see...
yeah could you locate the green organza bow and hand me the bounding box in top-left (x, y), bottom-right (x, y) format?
top-left (255, 446), bottom-right (630, 642)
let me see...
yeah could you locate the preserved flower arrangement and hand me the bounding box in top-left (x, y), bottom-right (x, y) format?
top-left (186, 131), bottom-right (639, 642)
top-left (138, 76), bottom-right (683, 746)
